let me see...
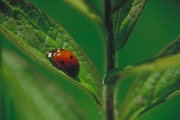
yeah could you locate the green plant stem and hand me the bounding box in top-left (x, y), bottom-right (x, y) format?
top-left (104, 0), bottom-right (115, 72)
top-left (105, 85), bottom-right (116, 120)
top-left (104, 0), bottom-right (116, 120)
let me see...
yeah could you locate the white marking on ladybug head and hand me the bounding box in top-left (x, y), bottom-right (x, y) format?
top-left (47, 52), bottom-right (52, 58)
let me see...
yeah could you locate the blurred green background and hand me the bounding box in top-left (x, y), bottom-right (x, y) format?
top-left (2, 0), bottom-right (180, 119)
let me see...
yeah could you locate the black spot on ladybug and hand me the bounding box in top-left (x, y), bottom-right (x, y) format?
top-left (70, 55), bottom-right (73, 59)
top-left (60, 60), bottom-right (65, 65)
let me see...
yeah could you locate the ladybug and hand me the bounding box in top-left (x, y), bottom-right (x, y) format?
top-left (46, 48), bottom-right (80, 77)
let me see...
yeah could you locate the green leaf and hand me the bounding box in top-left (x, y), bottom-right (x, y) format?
top-left (105, 52), bottom-right (180, 85)
top-left (2, 49), bottom-right (87, 120)
top-left (111, 0), bottom-right (128, 12)
top-left (137, 90), bottom-right (180, 120)
top-left (117, 36), bottom-right (180, 120)
top-left (63, 0), bottom-right (106, 37)
top-left (64, 0), bottom-right (102, 22)
top-left (105, 36), bottom-right (180, 85)
top-left (118, 67), bottom-right (180, 120)
top-left (0, 0), bottom-right (103, 106)
top-left (113, 0), bottom-right (147, 50)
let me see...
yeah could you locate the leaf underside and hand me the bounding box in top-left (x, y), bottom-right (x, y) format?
top-left (118, 36), bottom-right (180, 120)
top-left (0, 0), bottom-right (103, 105)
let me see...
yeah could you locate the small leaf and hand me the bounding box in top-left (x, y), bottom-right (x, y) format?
top-left (0, 0), bottom-right (103, 105)
top-left (64, 0), bottom-right (102, 22)
top-left (2, 49), bottom-right (87, 120)
top-left (113, 0), bottom-right (147, 50)
top-left (117, 36), bottom-right (180, 119)
top-left (63, 0), bottom-right (106, 37)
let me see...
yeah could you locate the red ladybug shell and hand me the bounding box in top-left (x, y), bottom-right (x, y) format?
top-left (46, 49), bottom-right (80, 77)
